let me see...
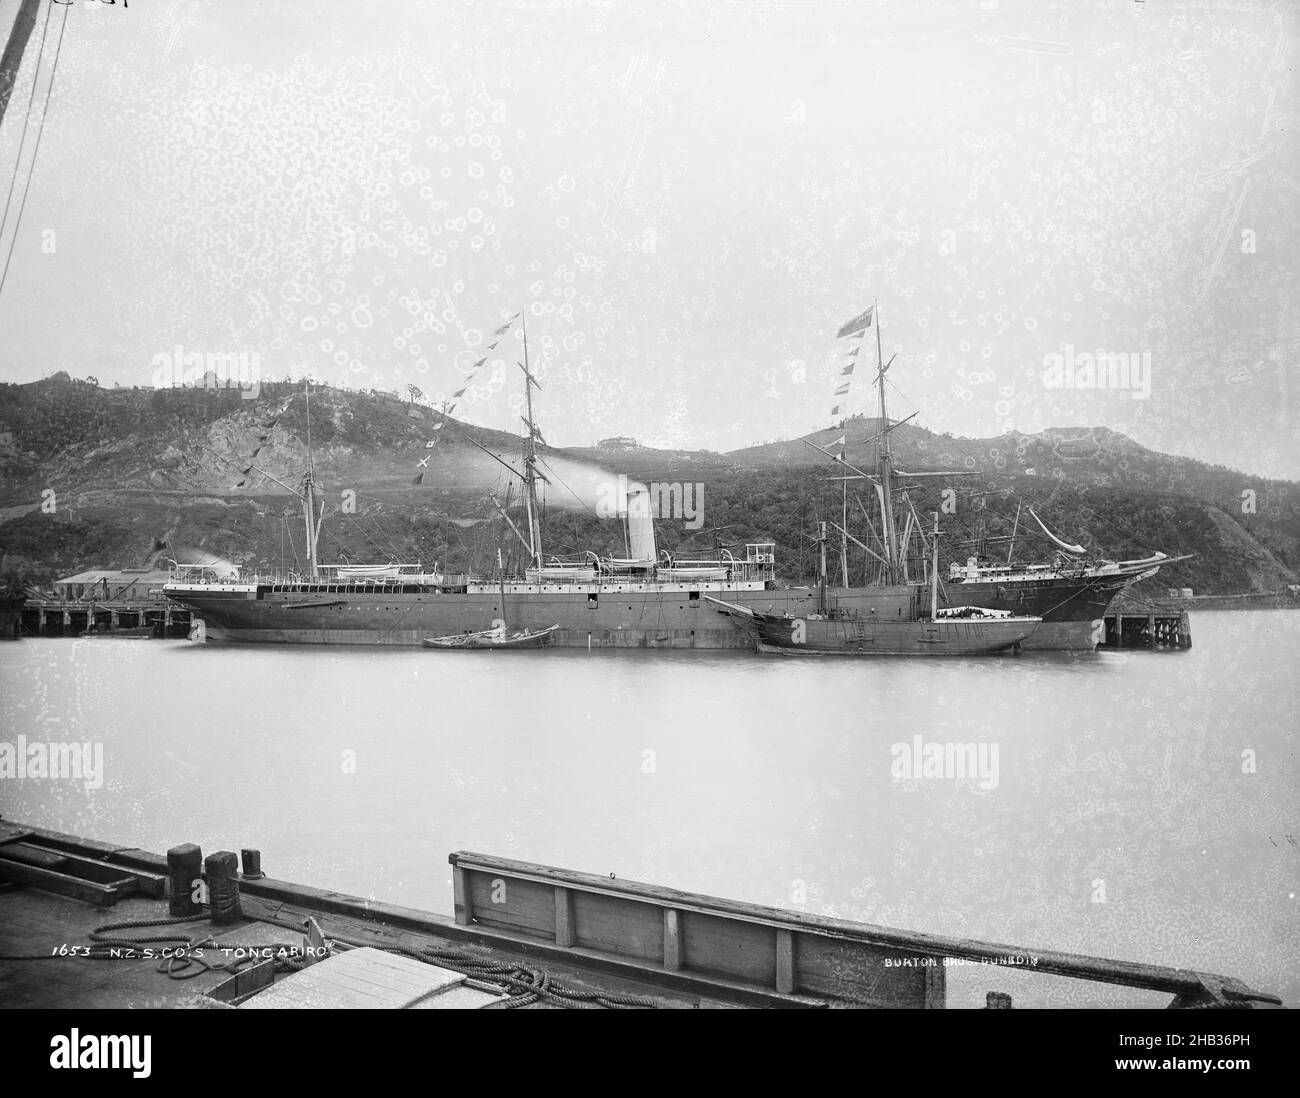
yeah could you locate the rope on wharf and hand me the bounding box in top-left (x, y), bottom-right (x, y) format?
top-left (323, 932), bottom-right (661, 1010)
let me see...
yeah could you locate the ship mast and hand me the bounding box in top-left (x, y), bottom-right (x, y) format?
top-left (301, 379), bottom-right (320, 578)
top-left (817, 520), bottom-right (828, 613)
top-left (874, 300), bottom-right (901, 584)
top-left (840, 443), bottom-right (850, 587)
top-left (930, 511), bottom-right (940, 619)
top-left (519, 314), bottom-right (543, 569)
top-left (219, 378), bottom-right (321, 578)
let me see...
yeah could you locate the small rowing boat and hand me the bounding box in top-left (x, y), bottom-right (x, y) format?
top-left (422, 624), bottom-right (559, 649)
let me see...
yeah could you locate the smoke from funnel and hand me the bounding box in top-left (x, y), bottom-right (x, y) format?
top-left (170, 546), bottom-right (240, 579)
top-left (532, 454), bottom-right (625, 514)
top-left (452, 444), bottom-right (623, 516)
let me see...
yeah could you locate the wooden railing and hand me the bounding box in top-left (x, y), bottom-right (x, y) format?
top-left (449, 852), bottom-right (1281, 1009)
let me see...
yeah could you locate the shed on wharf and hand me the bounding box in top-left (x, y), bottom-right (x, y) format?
top-left (18, 567), bottom-right (191, 638)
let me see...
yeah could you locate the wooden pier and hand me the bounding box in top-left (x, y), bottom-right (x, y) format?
top-left (0, 821), bottom-right (1280, 1010)
top-left (11, 566), bottom-right (192, 638)
top-left (16, 600), bottom-right (191, 638)
top-left (1102, 592), bottom-right (1192, 650)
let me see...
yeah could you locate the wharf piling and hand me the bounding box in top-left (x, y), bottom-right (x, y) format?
top-left (18, 600), bottom-right (191, 638)
top-left (1102, 592), bottom-right (1191, 650)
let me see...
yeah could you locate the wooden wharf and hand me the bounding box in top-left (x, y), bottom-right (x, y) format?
top-left (1102, 591), bottom-right (1192, 650)
top-left (0, 821), bottom-right (1281, 1010)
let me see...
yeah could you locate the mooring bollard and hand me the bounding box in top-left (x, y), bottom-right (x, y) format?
top-left (240, 848), bottom-right (264, 880)
top-left (205, 851), bottom-right (243, 925)
top-left (167, 843), bottom-right (204, 917)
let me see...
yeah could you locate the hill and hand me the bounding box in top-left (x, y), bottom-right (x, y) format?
top-left (0, 375), bottom-right (1295, 594)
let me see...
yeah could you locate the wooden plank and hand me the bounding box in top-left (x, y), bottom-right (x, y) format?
top-left (452, 864), bottom-right (472, 926)
top-left (924, 955), bottom-right (946, 1008)
top-left (796, 936), bottom-right (928, 1007)
top-left (554, 886), bottom-right (575, 948)
top-left (290, 963), bottom-right (434, 999)
top-left (0, 843), bottom-right (68, 869)
top-left (0, 860), bottom-right (131, 907)
top-left (467, 871), bottom-right (555, 939)
top-left (776, 929), bottom-right (795, 994)
top-left (240, 947), bottom-right (483, 1009)
top-left (573, 890), bottom-right (664, 963)
top-left (434, 918), bottom-right (827, 1008)
top-left (410, 984), bottom-right (507, 1009)
top-left (45, 852), bottom-right (142, 886)
top-left (680, 911), bottom-right (777, 986)
top-left (206, 958), bottom-right (276, 1004)
top-left (5, 826), bottom-right (165, 871)
top-left (663, 909), bottom-right (681, 971)
top-left (0, 845), bottom-right (167, 896)
top-left (0, 823), bottom-right (35, 847)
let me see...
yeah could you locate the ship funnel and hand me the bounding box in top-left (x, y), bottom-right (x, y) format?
top-left (625, 482), bottom-right (657, 563)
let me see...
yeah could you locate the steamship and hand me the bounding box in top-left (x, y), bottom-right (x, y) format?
top-left (164, 312), bottom-right (1175, 651)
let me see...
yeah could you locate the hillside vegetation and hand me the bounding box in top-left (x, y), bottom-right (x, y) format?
top-left (0, 376), bottom-right (1295, 594)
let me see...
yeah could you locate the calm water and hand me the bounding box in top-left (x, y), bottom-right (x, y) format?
top-left (2, 610), bottom-right (1296, 1008)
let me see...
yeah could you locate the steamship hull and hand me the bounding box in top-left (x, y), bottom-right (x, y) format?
top-left (168, 581), bottom-right (899, 650)
top-left (165, 571), bottom-right (1128, 650)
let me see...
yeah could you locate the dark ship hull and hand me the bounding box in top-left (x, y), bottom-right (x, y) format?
top-left (750, 614), bottom-right (1038, 656)
top-left (168, 580), bottom-right (894, 650)
top-left (165, 567), bottom-right (1138, 651)
top-left (940, 570), bottom-right (1139, 651)
top-left (710, 600), bottom-right (1040, 656)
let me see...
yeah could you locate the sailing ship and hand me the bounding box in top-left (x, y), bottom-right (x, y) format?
top-left (790, 302), bottom-right (1182, 650)
top-left (707, 513), bottom-right (1041, 656)
top-left (718, 607), bottom-right (1038, 656)
top-left (163, 308), bottom-right (1174, 651)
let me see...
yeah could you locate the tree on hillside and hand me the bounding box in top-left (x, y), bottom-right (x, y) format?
top-left (0, 573), bottom-right (29, 606)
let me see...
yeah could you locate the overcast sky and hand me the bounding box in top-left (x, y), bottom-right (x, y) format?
top-left (0, 0), bottom-right (1296, 478)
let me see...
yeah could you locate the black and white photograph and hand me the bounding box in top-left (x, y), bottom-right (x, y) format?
top-left (0, 0), bottom-right (1295, 1070)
